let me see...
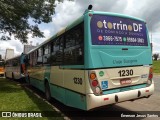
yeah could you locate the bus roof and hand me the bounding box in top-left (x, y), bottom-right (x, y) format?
top-left (90, 11), bottom-right (145, 22)
top-left (27, 15), bottom-right (83, 54)
top-left (41, 16), bottom-right (83, 45)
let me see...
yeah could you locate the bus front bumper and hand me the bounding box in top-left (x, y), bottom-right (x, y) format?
top-left (86, 82), bottom-right (154, 110)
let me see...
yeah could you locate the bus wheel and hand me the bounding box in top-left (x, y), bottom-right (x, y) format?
top-left (45, 82), bottom-right (51, 101)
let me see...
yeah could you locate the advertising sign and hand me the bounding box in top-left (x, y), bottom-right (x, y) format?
top-left (91, 14), bottom-right (148, 46)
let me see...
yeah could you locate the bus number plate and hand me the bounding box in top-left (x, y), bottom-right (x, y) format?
top-left (120, 78), bottom-right (132, 85)
top-left (118, 69), bottom-right (133, 77)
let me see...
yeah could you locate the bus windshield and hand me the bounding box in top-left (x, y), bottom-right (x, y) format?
top-left (91, 14), bottom-right (148, 46)
top-left (0, 61), bottom-right (4, 67)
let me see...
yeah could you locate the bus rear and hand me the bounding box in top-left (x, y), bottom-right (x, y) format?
top-left (0, 60), bottom-right (5, 77)
top-left (84, 11), bottom-right (154, 110)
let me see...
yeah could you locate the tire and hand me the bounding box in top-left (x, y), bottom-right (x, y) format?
top-left (45, 82), bottom-right (51, 101)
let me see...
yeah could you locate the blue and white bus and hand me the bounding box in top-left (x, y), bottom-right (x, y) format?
top-left (26, 9), bottom-right (154, 110)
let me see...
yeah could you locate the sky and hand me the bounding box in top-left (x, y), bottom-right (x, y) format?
top-left (0, 0), bottom-right (160, 58)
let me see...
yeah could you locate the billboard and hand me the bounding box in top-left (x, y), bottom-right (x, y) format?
top-left (90, 14), bottom-right (148, 46)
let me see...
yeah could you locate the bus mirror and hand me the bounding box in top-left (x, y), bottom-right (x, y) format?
top-left (88, 5), bottom-right (93, 10)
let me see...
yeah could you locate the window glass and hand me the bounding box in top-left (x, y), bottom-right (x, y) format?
top-left (64, 22), bottom-right (84, 65)
top-left (48, 37), bottom-right (63, 65)
top-left (30, 22), bottom-right (84, 66)
top-left (44, 45), bottom-right (49, 55)
top-left (12, 59), bottom-right (19, 66)
top-left (48, 44), bottom-right (51, 54)
top-left (38, 48), bottom-right (42, 56)
top-left (54, 39), bottom-right (59, 52)
top-left (66, 33), bottom-right (75, 48)
top-left (51, 42), bottom-right (54, 53)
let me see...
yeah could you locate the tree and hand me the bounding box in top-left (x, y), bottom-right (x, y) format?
top-left (153, 53), bottom-right (159, 61)
top-left (0, 0), bottom-right (65, 43)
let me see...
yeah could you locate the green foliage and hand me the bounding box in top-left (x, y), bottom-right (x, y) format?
top-left (0, 0), bottom-right (64, 43)
top-left (153, 53), bottom-right (159, 61)
top-left (153, 60), bottom-right (160, 74)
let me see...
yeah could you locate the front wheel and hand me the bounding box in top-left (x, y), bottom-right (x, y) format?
top-left (45, 82), bottom-right (51, 101)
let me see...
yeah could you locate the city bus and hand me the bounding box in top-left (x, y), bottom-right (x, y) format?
top-left (26, 9), bottom-right (154, 110)
top-left (0, 59), bottom-right (5, 77)
top-left (5, 55), bottom-right (26, 80)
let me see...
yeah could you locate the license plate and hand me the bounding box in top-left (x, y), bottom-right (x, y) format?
top-left (120, 78), bottom-right (132, 85)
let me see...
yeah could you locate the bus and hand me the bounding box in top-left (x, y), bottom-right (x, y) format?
top-left (0, 59), bottom-right (5, 77)
top-left (5, 55), bottom-right (27, 80)
top-left (26, 9), bottom-right (154, 110)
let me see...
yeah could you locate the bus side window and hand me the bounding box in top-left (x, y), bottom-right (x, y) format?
top-left (74, 24), bottom-right (84, 64)
top-left (12, 59), bottom-right (18, 66)
top-left (64, 22), bottom-right (84, 65)
top-left (56, 37), bottom-right (63, 65)
top-left (43, 44), bottom-right (51, 64)
top-left (52, 39), bottom-right (59, 65)
top-left (37, 48), bottom-right (43, 64)
top-left (51, 42), bottom-right (54, 53)
top-left (33, 51), bottom-right (37, 66)
top-left (48, 37), bottom-right (63, 65)
top-left (64, 28), bottom-right (75, 65)
top-left (48, 41), bottom-right (56, 65)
